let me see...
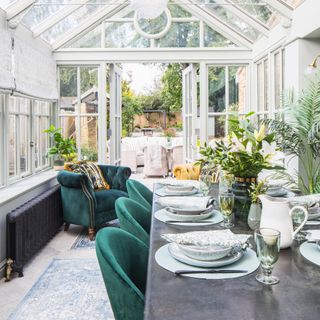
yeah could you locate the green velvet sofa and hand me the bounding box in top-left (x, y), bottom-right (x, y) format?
top-left (57, 165), bottom-right (131, 239)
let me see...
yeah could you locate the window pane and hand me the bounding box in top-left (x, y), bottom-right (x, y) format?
top-left (41, 117), bottom-right (49, 167)
top-left (204, 24), bottom-right (236, 47)
top-left (208, 116), bottom-right (226, 141)
top-left (80, 67), bottom-right (99, 114)
top-left (105, 23), bottom-right (150, 48)
top-left (80, 116), bottom-right (98, 161)
top-left (208, 67), bottom-right (226, 112)
top-left (168, 4), bottom-right (192, 17)
top-left (20, 115), bottom-right (29, 174)
top-left (69, 26), bottom-right (101, 48)
top-left (257, 62), bottom-right (264, 112)
top-left (157, 22), bottom-right (199, 47)
top-left (274, 52), bottom-right (281, 110)
top-left (59, 67), bottom-right (77, 114)
top-left (8, 115), bottom-right (16, 177)
top-left (264, 60), bottom-right (269, 111)
top-left (60, 116), bottom-right (77, 142)
top-left (229, 66), bottom-right (247, 113)
top-left (34, 116), bottom-right (40, 169)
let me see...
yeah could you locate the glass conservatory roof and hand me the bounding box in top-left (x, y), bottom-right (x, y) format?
top-left (0, 1), bottom-right (297, 51)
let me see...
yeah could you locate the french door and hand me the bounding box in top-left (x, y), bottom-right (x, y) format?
top-left (109, 64), bottom-right (122, 165)
top-left (182, 64), bottom-right (197, 163)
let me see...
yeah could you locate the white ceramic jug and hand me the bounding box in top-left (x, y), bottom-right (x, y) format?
top-left (258, 195), bottom-right (308, 249)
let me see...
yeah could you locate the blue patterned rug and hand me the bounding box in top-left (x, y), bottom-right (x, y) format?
top-left (71, 231), bottom-right (96, 250)
top-left (9, 259), bottom-right (114, 320)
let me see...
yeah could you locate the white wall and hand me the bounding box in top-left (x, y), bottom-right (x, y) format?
top-left (0, 9), bottom-right (58, 99)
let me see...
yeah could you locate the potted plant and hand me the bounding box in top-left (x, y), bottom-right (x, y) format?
top-left (265, 76), bottom-right (320, 194)
top-left (247, 180), bottom-right (268, 230)
top-left (163, 127), bottom-right (176, 146)
top-left (44, 125), bottom-right (77, 170)
top-left (199, 113), bottom-right (284, 221)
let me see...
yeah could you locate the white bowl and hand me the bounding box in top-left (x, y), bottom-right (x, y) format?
top-left (166, 206), bottom-right (212, 216)
top-left (178, 244), bottom-right (232, 261)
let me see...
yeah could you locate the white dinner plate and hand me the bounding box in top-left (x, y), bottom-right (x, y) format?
top-left (165, 208), bottom-right (213, 221)
top-left (168, 243), bottom-right (244, 268)
top-left (155, 186), bottom-right (199, 197)
top-left (154, 208), bottom-right (223, 226)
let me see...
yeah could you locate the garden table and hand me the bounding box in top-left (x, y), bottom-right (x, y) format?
top-left (144, 184), bottom-right (320, 320)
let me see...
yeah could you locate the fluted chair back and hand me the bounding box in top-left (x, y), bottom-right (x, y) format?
top-left (115, 197), bottom-right (151, 246)
top-left (126, 179), bottom-right (153, 211)
top-left (96, 227), bottom-right (148, 320)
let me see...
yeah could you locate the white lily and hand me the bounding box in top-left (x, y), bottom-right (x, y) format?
top-left (246, 141), bottom-right (253, 155)
top-left (254, 124), bottom-right (266, 142)
top-left (260, 141), bottom-right (285, 166)
top-left (230, 133), bottom-right (246, 152)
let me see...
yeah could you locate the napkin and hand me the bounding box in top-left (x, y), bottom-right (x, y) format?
top-left (288, 194), bottom-right (320, 207)
top-left (161, 230), bottom-right (251, 249)
top-left (306, 230), bottom-right (320, 241)
top-left (156, 196), bottom-right (213, 210)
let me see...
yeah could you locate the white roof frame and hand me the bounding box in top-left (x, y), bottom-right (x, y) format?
top-left (51, 1), bottom-right (129, 51)
top-left (222, 0), bottom-right (270, 36)
top-left (32, 0), bottom-right (92, 38)
top-left (6, 0), bottom-right (35, 20)
top-left (175, 0), bottom-right (253, 49)
top-left (264, 0), bottom-right (293, 18)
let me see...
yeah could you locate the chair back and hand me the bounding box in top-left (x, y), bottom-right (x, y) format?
top-left (116, 197), bottom-right (150, 246)
top-left (96, 227), bottom-right (148, 320)
top-left (126, 179), bottom-right (153, 210)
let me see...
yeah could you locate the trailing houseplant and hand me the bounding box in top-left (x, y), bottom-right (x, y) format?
top-left (44, 125), bottom-right (77, 170)
top-left (264, 75), bottom-right (320, 194)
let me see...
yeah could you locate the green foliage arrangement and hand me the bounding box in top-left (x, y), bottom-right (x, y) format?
top-left (163, 127), bottom-right (176, 138)
top-left (197, 113), bottom-right (284, 178)
top-left (44, 125), bottom-right (77, 162)
top-left (264, 76), bottom-right (320, 194)
top-left (249, 180), bottom-right (268, 204)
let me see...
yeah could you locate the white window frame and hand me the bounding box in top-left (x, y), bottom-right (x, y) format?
top-left (206, 64), bottom-right (249, 141)
top-left (58, 65), bottom-right (100, 162)
top-left (0, 93), bottom-right (53, 189)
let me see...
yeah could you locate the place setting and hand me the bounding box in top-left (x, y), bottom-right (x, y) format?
top-left (154, 196), bottom-right (223, 226)
top-left (155, 182), bottom-right (202, 197)
top-left (299, 230), bottom-right (320, 267)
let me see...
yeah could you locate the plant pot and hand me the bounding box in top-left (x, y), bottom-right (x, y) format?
top-left (53, 160), bottom-right (65, 171)
top-left (231, 177), bottom-right (257, 222)
top-left (247, 202), bottom-right (262, 230)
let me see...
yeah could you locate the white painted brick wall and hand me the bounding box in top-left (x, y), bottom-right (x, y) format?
top-left (0, 9), bottom-right (58, 99)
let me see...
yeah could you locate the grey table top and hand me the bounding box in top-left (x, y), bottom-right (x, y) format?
top-left (144, 184), bottom-right (320, 320)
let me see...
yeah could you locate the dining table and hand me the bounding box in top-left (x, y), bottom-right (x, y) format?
top-left (144, 183), bottom-right (320, 320)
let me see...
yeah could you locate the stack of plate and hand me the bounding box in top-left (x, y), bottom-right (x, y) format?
top-left (165, 206), bottom-right (213, 222)
top-left (156, 184), bottom-right (199, 196)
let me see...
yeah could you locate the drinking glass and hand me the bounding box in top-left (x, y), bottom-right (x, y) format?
top-left (289, 200), bottom-right (308, 241)
top-left (219, 193), bottom-right (234, 228)
top-left (254, 228), bottom-right (281, 285)
top-left (199, 172), bottom-right (211, 196)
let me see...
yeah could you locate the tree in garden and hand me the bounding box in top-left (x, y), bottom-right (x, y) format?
top-left (122, 80), bottom-right (143, 136)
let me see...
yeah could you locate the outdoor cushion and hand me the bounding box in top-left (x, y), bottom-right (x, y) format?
top-left (115, 197), bottom-right (151, 246)
top-left (96, 227), bottom-right (148, 320)
top-left (95, 189), bottom-right (128, 213)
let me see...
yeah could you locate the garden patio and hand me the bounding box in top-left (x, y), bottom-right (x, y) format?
top-left (1, 1), bottom-right (320, 320)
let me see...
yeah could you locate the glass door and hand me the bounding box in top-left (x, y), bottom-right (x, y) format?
top-left (109, 64), bottom-right (122, 165)
top-left (182, 64), bottom-right (197, 163)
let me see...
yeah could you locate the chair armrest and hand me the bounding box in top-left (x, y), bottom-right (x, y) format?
top-left (99, 165), bottom-right (131, 192)
top-left (57, 171), bottom-right (91, 189)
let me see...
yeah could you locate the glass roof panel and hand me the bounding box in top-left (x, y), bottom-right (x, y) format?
top-left (282, 0), bottom-right (304, 8)
top-left (168, 4), bottom-right (192, 18)
top-left (40, 1), bottom-right (111, 43)
top-left (0, 0), bottom-right (16, 10)
top-left (204, 24), bottom-right (237, 47)
top-left (22, 0), bottom-right (71, 28)
top-left (198, 0), bottom-right (260, 42)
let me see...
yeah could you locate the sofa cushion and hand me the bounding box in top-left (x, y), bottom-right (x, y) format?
top-left (65, 162), bottom-right (110, 191)
top-left (95, 189), bottom-right (128, 213)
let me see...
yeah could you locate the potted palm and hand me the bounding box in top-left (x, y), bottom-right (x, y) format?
top-left (265, 75), bottom-right (320, 194)
top-left (44, 125), bottom-right (77, 170)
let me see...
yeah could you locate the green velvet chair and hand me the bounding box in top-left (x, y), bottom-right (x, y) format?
top-left (115, 197), bottom-right (151, 246)
top-left (57, 165), bottom-right (131, 239)
top-left (126, 179), bottom-right (153, 211)
top-left (96, 227), bottom-right (148, 320)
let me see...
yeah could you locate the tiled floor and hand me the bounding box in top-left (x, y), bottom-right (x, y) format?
top-left (0, 174), bottom-right (166, 320)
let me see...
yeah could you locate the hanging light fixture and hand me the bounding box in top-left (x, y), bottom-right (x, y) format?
top-left (131, 0), bottom-right (169, 20)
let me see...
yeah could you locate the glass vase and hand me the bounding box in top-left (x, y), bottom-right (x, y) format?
top-left (248, 202), bottom-right (262, 230)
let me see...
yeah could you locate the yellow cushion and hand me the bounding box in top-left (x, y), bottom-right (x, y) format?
top-left (173, 164), bottom-right (200, 180)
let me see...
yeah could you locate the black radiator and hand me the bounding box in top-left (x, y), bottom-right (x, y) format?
top-left (6, 185), bottom-right (63, 280)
